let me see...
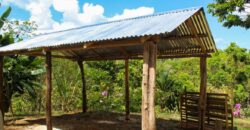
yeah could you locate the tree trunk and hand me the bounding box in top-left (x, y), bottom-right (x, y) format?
top-left (77, 60), bottom-right (87, 113)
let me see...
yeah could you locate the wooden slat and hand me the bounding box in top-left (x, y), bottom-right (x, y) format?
top-left (181, 92), bottom-right (233, 130)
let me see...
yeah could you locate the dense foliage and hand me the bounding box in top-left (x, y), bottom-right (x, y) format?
top-left (8, 43), bottom-right (250, 118)
top-left (208, 0), bottom-right (250, 29)
top-left (0, 6), bottom-right (42, 114)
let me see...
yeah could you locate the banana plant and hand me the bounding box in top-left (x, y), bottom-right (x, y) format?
top-left (0, 6), bottom-right (43, 113)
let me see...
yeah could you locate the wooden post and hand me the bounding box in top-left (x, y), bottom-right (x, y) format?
top-left (142, 42), bottom-right (157, 130)
top-left (45, 51), bottom-right (52, 130)
top-left (77, 60), bottom-right (87, 113)
top-left (125, 59), bottom-right (130, 120)
top-left (0, 56), bottom-right (3, 126)
top-left (198, 56), bottom-right (207, 130)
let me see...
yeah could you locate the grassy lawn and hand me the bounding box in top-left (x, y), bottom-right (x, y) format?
top-left (234, 118), bottom-right (250, 130)
top-left (156, 111), bottom-right (250, 130)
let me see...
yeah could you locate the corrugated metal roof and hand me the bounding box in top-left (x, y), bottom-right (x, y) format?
top-left (0, 7), bottom-right (202, 52)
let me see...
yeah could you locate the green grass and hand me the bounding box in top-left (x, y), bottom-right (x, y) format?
top-left (235, 118), bottom-right (250, 130)
top-left (155, 110), bottom-right (250, 130)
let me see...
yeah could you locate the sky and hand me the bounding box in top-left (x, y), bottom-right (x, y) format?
top-left (0, 0), bottom-right (249, 49)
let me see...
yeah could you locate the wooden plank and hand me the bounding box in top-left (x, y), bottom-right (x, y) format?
top-left (225, 96), bottom-right (229, 129)
top-left (125, 59), bottom-right (130, 120)
top-left (45, 51), bottom-right (52, 130)
top-left (77, 60), bottom-right (87, 113)
top-left (198, 56), bottom-right (207, 130)
top-left (180, 94), bottom-right (183, 129)
top-left (0, 56), bottom-right (3, 123)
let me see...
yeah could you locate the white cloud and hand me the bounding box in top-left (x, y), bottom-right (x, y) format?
top-left (109, 7), bottom-right (154, 21)
top-left (26, 0), bottom-right (56, 31)
top-left (2, 0), bottom-right (154, 33)
top-left (53, 0), bottom-right (79, 13)
top-left (234, 3), bottom-right (250, 21)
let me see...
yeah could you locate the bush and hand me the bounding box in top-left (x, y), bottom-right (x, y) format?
top-left (242, 107), bottom-right (250, 118)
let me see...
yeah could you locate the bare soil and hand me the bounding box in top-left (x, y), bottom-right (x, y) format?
top-left (4, 112), bottom-right (180, 130)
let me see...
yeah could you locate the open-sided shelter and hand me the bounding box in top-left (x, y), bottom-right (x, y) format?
top-left (0, 7), bottom-right (216, 130)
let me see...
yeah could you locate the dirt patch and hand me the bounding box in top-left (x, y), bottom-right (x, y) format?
top-left (4, 112), bottom-right (180, 130)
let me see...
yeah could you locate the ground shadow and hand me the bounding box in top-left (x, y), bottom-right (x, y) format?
top-left (5, 111), bottom-right (180, 130)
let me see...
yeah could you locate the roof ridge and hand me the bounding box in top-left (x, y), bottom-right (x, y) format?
top-left (35, 6), bottom-right (202, 37)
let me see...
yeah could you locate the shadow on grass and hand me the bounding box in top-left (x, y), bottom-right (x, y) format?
top-left (5, 111), bottom-right (180, 130)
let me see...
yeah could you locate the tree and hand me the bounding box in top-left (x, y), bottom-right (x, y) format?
top-left (208, 0), bottom-right (250, 29)
top-left (0, 6), bottom-right (43, 114)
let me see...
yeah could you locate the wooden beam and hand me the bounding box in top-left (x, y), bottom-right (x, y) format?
top-left (22, 53), bottom-right (76, 60)
top-left (91, 49), bottom-right (102, 58)
top-left (118, 47), bottom-right (129, 58)
top-left (78, 53), bottom-right (211, 61)
top-left (141, 42), bottom-right (157, 130)
top-left (45, 51), bottom-right (52, 130)
top-left (162, 34), bottom-right (207, 40)
top-left (198, 56), bottom-right (207, 130)
top-left (0, 56), bottom-right (3, 123)
top-left (0, 49), bottom-right (42, 56)
top-left (125, 59), bottom-right (130, 120)
top-left (0, 34), bottom-right (209, 56)
top-left (77, 60), bottom-right (87, 113)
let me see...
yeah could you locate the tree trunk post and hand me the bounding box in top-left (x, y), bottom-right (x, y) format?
top-left (0, 56), bottom-right (3, 126)
top-left (199, 56), bottom-right (207, 130)
top-left (77, 60), bottom-right (87, 113)
top-left (45, 51), bottom-right (52, 130)
top-left (141, 42), bottom-right (157, 130)
top-left (125, 58), bottom-right (130, 120)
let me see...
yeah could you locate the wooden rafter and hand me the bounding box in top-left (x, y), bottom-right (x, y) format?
top-left (186, 19), bottom-right (206, 53)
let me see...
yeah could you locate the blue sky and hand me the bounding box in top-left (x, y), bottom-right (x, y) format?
top-left (0, 0), bottom-right (249, 49)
